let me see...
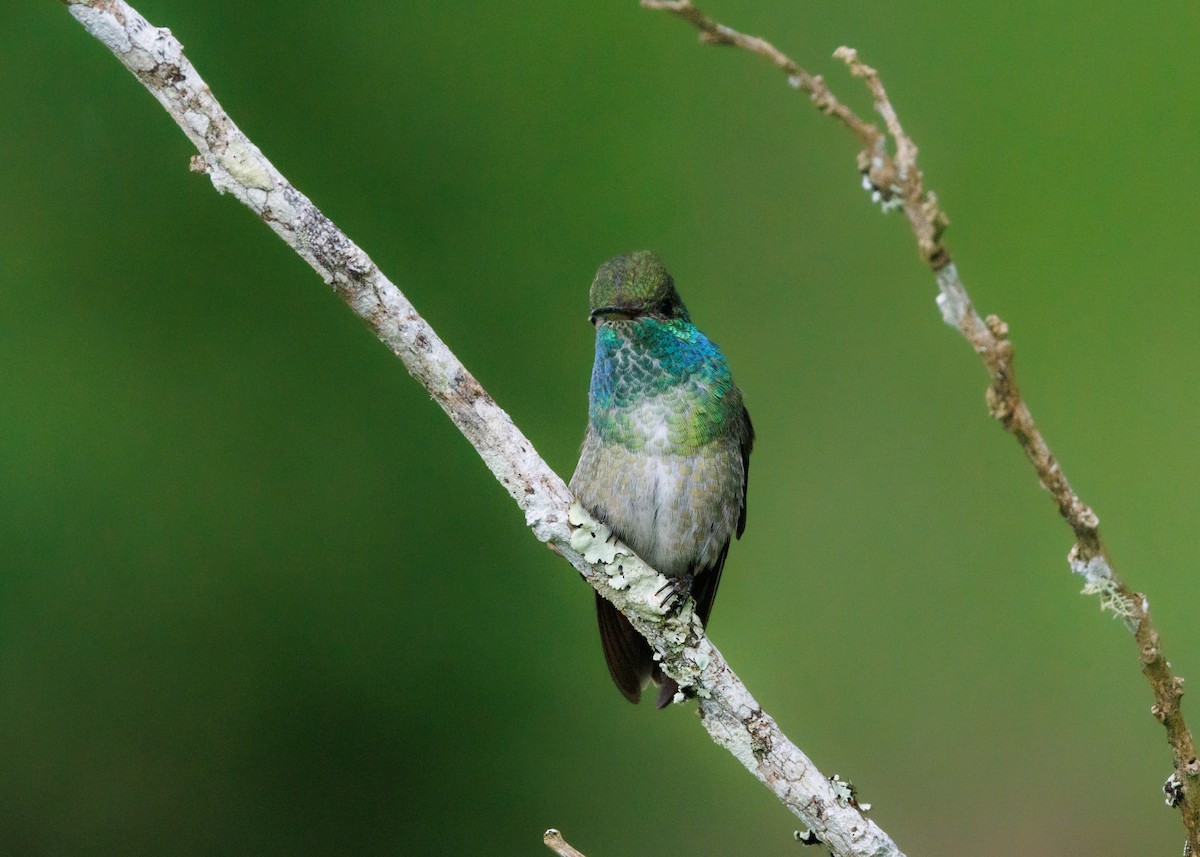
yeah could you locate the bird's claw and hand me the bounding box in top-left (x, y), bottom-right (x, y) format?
top-left (655, 578), bottom-right (680, 612)
top-left (655, 576), bottom-right (692, 615)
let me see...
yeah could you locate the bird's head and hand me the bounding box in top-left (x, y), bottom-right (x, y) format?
top-left (588, 251), bottom-right (689, 325)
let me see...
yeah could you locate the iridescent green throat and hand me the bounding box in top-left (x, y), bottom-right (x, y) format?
top-left (588, 317), bottom-right (741, 454)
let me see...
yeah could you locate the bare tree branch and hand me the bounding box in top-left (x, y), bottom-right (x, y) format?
top-left (543, 829), bottom-right (589, 857)
top-left (643, 0), bottom-right (1200, 850)
top-left (59, 1), bottom-right (904, 855)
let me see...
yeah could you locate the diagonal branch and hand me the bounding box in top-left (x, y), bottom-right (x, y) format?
top-left (59, 1), bottom-right (904, 855)
top-left (643, 0), bottom-right (1200, 850)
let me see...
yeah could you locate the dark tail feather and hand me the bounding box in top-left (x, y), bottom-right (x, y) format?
top-left (689, 543), bottom-right (730, 628)
top-left (595, 592), bottom-right (653, 704)
top-left (597, 556), bottom-right (730, 708)
top-left (654, 673), bottom-right (679, 709)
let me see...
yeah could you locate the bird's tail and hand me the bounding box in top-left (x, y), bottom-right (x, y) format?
top-left (595, 592), bottom-right (678, 708)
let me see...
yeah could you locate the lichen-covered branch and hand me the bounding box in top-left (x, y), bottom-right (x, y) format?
top-left (643, 0), bottom-right (1200, 850)
top-left (59, 2), bottom-right (904, 855)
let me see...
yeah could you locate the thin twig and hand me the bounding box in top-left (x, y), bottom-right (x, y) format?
top-left (544, 829), bottom-right (589, 857)
top-left (643, 0), bottom-right (1200, 850)
top-left (641, 0), bottom-right (946, 268)
top-left (59, 2), bottom-right (905, 856)
top-left (642, 0), bottom-right (882, 153)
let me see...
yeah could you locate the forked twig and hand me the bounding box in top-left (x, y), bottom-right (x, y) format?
top-left (643, 0), bottom-right (1200, 851)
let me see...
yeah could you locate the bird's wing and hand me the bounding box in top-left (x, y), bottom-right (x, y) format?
top-left (736, 405), bottom-right (754, 539)
top-left (694, 405), bottom-right (753, 627)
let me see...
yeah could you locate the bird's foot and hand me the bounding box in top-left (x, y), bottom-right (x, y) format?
top-left (654, 577), bottom-right (682, 613)
top-left (654, 573), bottom-right (694, 615)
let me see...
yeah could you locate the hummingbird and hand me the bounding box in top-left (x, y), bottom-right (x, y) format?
top-left (569, 251), bottom-right (753, 708)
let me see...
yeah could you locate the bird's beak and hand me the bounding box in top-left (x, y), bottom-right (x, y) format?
top-left (589, 306), bottom-right (635, 323)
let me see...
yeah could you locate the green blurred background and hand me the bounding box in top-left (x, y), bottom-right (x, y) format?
top-left (3, 2), bottom-right (1199, 854)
